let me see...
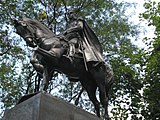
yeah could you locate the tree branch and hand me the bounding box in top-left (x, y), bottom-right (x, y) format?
top-left (0, 46), bottom-right (11, 56)
top-left (68, 87), bottom-right (84, 105)
top-left (62, 0), bottom-right (68, 23)
top-left (40, 0), bottom-right (46, 7)
top-left (48, 0), bottom-right (58, 33)
top-left (25, 70), bottom-right (35, 94)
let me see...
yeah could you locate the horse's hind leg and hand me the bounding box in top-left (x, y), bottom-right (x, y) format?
top-left (90, 65), bottom-right (110, 119)
top-left (81, 80), bottom-right (100, 117)
top-left (99, 88), bottom-right (109, 119)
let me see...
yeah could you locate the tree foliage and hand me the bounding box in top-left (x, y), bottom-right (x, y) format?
top-left (0, 0), bottom-right (158, 119)
top-left (140, 1), bottom-right (160, 119)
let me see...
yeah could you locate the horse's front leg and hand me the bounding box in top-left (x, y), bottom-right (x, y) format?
top-left (30, 49), bottom-right (44, 74)
top-left (42, 66), bottom-right (53, 91)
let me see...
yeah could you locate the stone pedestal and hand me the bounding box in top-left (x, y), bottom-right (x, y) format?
top-left (3, 92), bottom-right (101, 120)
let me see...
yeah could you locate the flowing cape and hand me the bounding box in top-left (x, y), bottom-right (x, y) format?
top-left (78, 18), bottom-right (103, 62)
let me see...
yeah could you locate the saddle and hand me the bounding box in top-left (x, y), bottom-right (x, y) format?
top-left (57, 34), bottom-right (83, 60)
top-left (62, 48), bottom-right (83, 64)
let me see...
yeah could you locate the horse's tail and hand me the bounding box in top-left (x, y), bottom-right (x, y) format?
top-left (105, 64), bottom-right (114, 95)
top-left (98, 64), bottom-right (114, 107)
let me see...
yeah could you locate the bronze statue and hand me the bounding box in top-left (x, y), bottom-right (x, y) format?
top-left (14, 15), bottom-right (113, 119)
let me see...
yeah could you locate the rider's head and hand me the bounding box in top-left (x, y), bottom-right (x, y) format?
top-left (66, 11), bottom-right (77, 21)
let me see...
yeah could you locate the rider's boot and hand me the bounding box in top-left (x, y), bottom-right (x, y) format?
top-left (66, 44), bottom-right (76, 63)
top-left (69, 43), bottom-right (75, 57)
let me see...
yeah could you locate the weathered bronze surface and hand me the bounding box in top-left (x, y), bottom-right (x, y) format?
top-left (14, 14), bottom-right (113, 119)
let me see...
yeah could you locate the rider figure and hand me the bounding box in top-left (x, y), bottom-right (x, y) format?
top-left (64, 11), bottom-right (81, 57)
top-left (64, 11), bottom-right (104, 70)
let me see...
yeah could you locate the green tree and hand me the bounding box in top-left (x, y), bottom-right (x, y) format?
top-left (0, 0), bottom-right (144, 119)
top-left (140, 1), bottom-right (160, 119)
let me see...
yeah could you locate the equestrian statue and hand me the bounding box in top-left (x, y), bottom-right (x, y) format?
top-left (14, 12), bottom-right (113, 119)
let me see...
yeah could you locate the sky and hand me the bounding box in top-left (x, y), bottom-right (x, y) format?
top-left (123, 0), bottom-right (156, 48)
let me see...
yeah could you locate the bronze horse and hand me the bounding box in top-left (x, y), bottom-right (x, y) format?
top-left (14, 18), bottom-right (113, 119)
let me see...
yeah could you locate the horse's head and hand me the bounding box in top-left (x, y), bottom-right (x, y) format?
top-left (14, 18), bottom-right (37, 47)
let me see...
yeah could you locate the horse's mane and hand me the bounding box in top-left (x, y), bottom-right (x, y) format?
top-left (22, 18), bottom-right (54, 37)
